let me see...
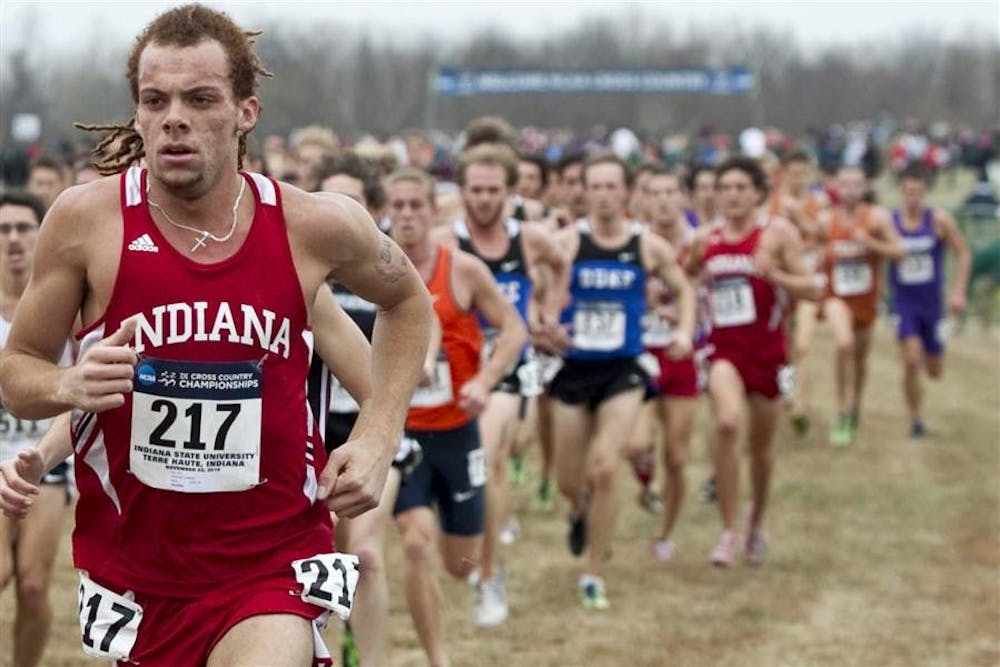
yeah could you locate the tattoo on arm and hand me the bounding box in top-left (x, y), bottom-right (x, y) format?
top-left (376, 235), bottom-right (407, 284)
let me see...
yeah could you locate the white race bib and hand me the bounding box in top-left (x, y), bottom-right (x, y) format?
top-left (573, 301), bottom-right (626, 351)
top-left (467, 447), bottom-right (487, 487)
top-left (832, 260), bottom-right (873, 296)
top-left (292, 553), bottom-right (360, 622)
top-left (711, 278), bottom-right (757, 328)
top-left (898, 253), bottom-right (934, 285)
top-left (641, 312), bottom-right (674, 348)
top-left (516, 358), bottom-right (544, 397)
top-left (130, 358), bottom-right (262, 493)
top-left (410, 358), bottom-right (453, 408)
top-left (78, 572), bottom-right (143, 661)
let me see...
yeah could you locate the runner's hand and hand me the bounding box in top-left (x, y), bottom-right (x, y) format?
top-left (0, 449), bottom-right (45, 519)
top-left (948, 291), bottom-right (966, 315)
top-left (458, 377), bottom-right (491, 416)
top-left (667, 332), bottom-right (693, 360)
top-left (317, 435), bottom-right (393, 519)
top-left (59, 318), bottom-right (138, 413)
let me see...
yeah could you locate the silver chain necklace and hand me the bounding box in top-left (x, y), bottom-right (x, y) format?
top-left (146, 177), bottom-right (247, 253)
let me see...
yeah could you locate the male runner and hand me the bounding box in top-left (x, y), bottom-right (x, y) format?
top-left (549, 154), bottom-right (694, 609)
top-left (386, 167), bottom-right (526, 666)
top-left (770, 150), bottom-right (827, 434)
top-left (26, 154), bottom-right (70, 213)
top-left (431, 143), bottom-right (566, 627)
top-left (890, 164), bottom-right (970, 437)
top-left (314, 152), bottom-right (429, 666)
top-left (0, 190), bottom-right (73, 667)
top-left (0, 6), bottom-right (431, 665)
top-left (818, 166), bottom-right (904, 445)
top-left (638, 168), bottom-right (703, 560)
top-left (684, 164), bottom-right (718, 228)
top-left (687, 156), bottom-right (822, 566)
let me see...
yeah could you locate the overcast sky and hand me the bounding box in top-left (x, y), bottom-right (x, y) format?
top-left (2, 0), bottom-right (998, 57)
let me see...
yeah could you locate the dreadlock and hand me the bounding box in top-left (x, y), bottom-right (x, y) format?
top-left (75, 4), bottom-right (272, 176)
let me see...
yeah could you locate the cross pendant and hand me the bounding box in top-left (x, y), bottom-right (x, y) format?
top-left (191, 232), bottom-right (210, 252)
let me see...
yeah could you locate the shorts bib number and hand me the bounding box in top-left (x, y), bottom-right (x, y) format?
top-left (77, 572), bottom-right (142, 661)
top-left (833, 260), bottom-right (873, 296)
top-left (467, 448), bottom-right (487, 487)
top-left (899, 253), bottom-right (934, 284)
top-left (293, 553), bottom-right (361, 622)
top-left (130, 358), bottom-right (262, 493)
top-left (711, 278), bottom-right (756, 328)
top-left (411, 358), bottom-right (454, 408)
top-left (573, 301), bottom-right (626, 351)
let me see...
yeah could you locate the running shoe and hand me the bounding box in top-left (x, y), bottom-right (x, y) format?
top-left (699, 477), bottom-right (717, 503)
top-left (744, 528), bottom-right (767, 566)
top-left (910, 420), bottom-right (926, 439)
top-left (791, 413), bottom-right (810, 437)
top-left (509, 453), bottom-right (527, 487)
top-left (475, 572), bottom-right (509, 627)
top-left (342, 622), bottom-right (359, 667)
top-left (531, 478), bottom-right (555, 512)
top-left (638, 487), bottom-right (664, 514)
top-left (710, 530), bottom-right (739, 567)
top-left (568, 512), bottom-right (587, 556)
top-left (651, 538), bottom-right (676, 562)
top-left (829, 414), bottom-right (852, 447)
top-left (499, 518), bottom-right (520, 546)
top-left (578, 576), bottom-right (610, 611)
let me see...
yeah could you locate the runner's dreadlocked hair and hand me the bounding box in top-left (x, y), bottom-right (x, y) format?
top-left (75, 4), bottom-right (272, 175)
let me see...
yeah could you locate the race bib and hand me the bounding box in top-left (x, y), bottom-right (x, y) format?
top-left (329, 376), bottom-right (360, 414)
top-left (832, 260), bottom-right (873, 296)
top-left (411, 358), bottom-right (453, 408)
top-left (467, 447), bottom-right (487, 487)
top-left (78, 572), bottom-right (143, 661)
top-left (130, 358), bottom-right (262, 493)
top-left (573, 301), bottom-right (626, 351)
top-left (637, 351), bottom-right (662, 380)
top-left (898, 253), bottom-right (934, 285)
top-left (292, 553), bottom-right (360, 622)
top-left (711, 278), bottom-right (756, 328)
top-left (0, 407), bottom-right (51, 461)
top-left (641, 312), bottom-right (674, 348)
top-left (516, 358), bottom-right (544, 397)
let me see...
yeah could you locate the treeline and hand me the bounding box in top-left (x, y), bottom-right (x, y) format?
top-left (2, 11), bottom-right (998, 146)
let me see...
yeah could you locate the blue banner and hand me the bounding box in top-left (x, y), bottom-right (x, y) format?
top-left (434, 67), bottom-right (754, 96)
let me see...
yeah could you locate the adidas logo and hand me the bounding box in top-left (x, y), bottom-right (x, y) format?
top-left (128, 233), bottom-right (159, 253)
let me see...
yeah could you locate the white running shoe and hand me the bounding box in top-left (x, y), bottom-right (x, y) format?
top-left (475, 574), bottom-right (509, 627)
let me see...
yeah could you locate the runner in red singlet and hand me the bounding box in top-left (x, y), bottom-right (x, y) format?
top-left (0, 6), bottom-right (431, 665)
top-left (688, 156), bottom-right (822, 567)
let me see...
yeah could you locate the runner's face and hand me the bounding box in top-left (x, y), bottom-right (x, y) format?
top-left (645, 175), bottom-right (684, 226)
top-left (321, 174), bottom-right (367, 208)
top-left (462, 163), bottom-right (508, 228)
top-left (0, 204), bottom-right (40, 277)
top-left (387, 180), bottom-right (434, 246)
top-left (784, 161), bottom-right (810, 192)
top-left (27, 166), bottom-right (65, 210)
top-left (900, 178), bottom-right (926, 211)
top-left (517, 161), bottom-right (542, 199)
top-left (562, 163), bottom-right (587, 218)
top-left (585, 162), bottom-right (630, 221)
top-left (693, 171), bottom-right (716, 210)
top-left (135, 40), bottom-right (259, 196)
top-left (717, 169), bottom-right (760, 220)
top-left (837, 169), bottom-right (866, 207)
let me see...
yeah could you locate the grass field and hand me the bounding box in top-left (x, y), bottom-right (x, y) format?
top-left (2, 177), bottom-right (998, 666)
